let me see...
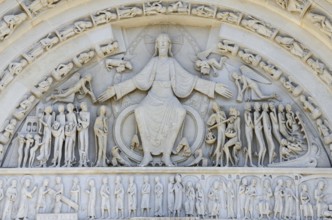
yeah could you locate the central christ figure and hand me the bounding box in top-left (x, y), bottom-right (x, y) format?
top-left (98, 34), bottom-right (232, 166)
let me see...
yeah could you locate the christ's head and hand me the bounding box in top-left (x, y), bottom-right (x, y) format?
top-left (154, 34), bottom-right (173, 57)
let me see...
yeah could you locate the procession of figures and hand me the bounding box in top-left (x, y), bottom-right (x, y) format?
top-left (0, 174), bottom-right (328, 219)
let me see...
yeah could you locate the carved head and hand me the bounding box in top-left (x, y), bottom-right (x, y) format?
top-left (175, 174), bottom-right (182, 183)
top-left (67, 103), bottom-right (74, 112)
top-left (44, 106), bottom-right (53, 114)
top-left (73, 177), bottom-right (79, 185)
top-left (268, 102), bottom-right (275, 110)
top-left (11, 179), bottom-right (17, 187)
top-left (80, 102), bottom-right (88, 111)
top-left (241, 178), bottom-right (248, 185)
top-left (168, 176), bottom-right (174, 183)
top-left (99, 105), bottom-right (106, 116)
top-left (254, 102), bottom-right (261, 111)
top-left (262, 103), bottom-right (269, 111)
top-left (245, 103), bottom-right (251, 111)
top-left (278, 104), bottom-right (284, 112)
top-left (144, 176), bottom-right (149, 183)
top-left (318, 181), bottom-right (325, 190)
top-left (154, 33), bottom-right (173, 57)
top-left (58, 104), bottom-right (65, 113)
top-left (211, 101), bottom-right (220, 113)
top-left (89, 179), bottom-right (95, 186)
top-left (43, 178), bottom-right (49, 186)
top-left (103, 177), bottom-right (108, 184)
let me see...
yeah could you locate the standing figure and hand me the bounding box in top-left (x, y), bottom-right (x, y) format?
top-left (66, 103), bottom-right (77, 165)
top-left (244, 103), bottom-right (255, 167)
top-left (51, 121), bottom-right (64, 167)
top-left (284, 180), bottom-right (296, 219)
top-left (315, 181), bottom-right (326, 219)
top-left (254, 103), bottom-right (266, 166)
top-left (16, 178), bottom-right (37, 220)
top-left (184, 181), bottom-right (195, 217)
top-left (207, 102), bottom-right (227, 166)
top-left (245, 179), bottom-right (257, 219)
top-left (226, 181), bottom-right (236, 218)
top-left (223, 108), bottom-right (241, 167)
top-left (173, 174), bottom-right (183, 217)
top-left (36, 178), bottom-right (50, 213)
top-left (274, 179), bottom-right (284, 219)
top-left (269, 102), bottom-right (283, 144)
top-left (94, 105), bottom-right (108, 167)
top-left (22, 134), bottom-right (34, 168)
top-left (239, 178), bottom-right (248, 218)
top-left (196, 182), bottom-right (205, 218)
top-left (97, 33), bottom-right (232, 167)
top-left (100, 177), bottom-right (111, 219)
top-left (38, 106), bottom-right (53, 167)
top-left (86, 179), bottom-right (96, 219)
top-left (262, 103), bottom-right (276, 164)
top-left (17, 135), bottom-right (25, 167)
top-left (154, 177), bottom-right (163, 217)
top-left (208, 181), bottom-right (220, 218)
top-left (78, 102), bottom-right (90, 167)
top-left (167, 176), bottom-right (175, 216)
top-left (2, 179), bottom-right (17, 220)
top-left (70, 178), bottom-right (80, 213)
top-left (127, 176), bottom-right (137, 217)
top-left (300, 184), bottom-right (314, 219)
top-left (0, 180), bottom-right (4, 214)
top-left (29, 134), bottom-right (43, 167)
top-left (114, 176), bottom-right (124, 219)
top-left (141, 176), bottom-right (151, 216)
top-left (64, 122), bottom-right (76, 167)
top-left (278, 104), bottom-right (294, 143)
top-left (258, 179), bottom-right (273, 218)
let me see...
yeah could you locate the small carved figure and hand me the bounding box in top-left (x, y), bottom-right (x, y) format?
top-left (244, 103), bottom-right (255, 167)
top-left (259, 61), bottom-right (282, 80)
top-left (100, 177), bottom-right (111, 218)
top-left (239, 178), bottom-right (248, 218)
top-left (86, 179), bottom-right (96, 219)
top-left (14, 95), bottom-right (36, 120)
top-left (70, 178), bottom-right (80, 212)
top-left (275, 36), bottom-right (309, 59)
top-left (141, 176), bottom-right (151, 216)
top-left (31, 77), bottom-right (53, 98)
top-left (27, 0), bottom-right (61, 15)
top-left (73, 50), bottom-right (95, 67)
top-left (2, 179), bottom-right (17, 220)
top-left (309, 13), bottom-right (332, 38)
top-left (280, 139), bottom-right (303, 161)
top-left (241, 16), bottom-right (275, 38)
top-left (0, 59), bottom-right (28, 91)
top-left (315, 181), bottom-right (327, 219)
top-left (127, 176), bottom-right (137, 217)
top-left (191, 5), bottom-right (215, 18)
top-left (300, 184), bottom-right (314, 219)
top-left (154, 176), bottom-right (163, 217)
top-left (208, 181), bottom-right (220, 218)
top-left (307, 58), bottom-right (332, 86)
top-left (51, 62), bottom-right (74, 81)
top-left (258, 179), bottom-right (272, 218)
top-left (226, 181), bottom-right (236, 218)
top-left (0, 119), bottom-right (17, 144)
top-left (316, 118), bottom-right (332, 145)
top-left (172, 137), bottom-right (191, 157)
top-left (94, 105), bottom-right (108, 167)
top-left (51, 122), bottom-right (64, 167)
top-left (195, 57), bottom-right (226, 76)
top-left (173, 174), bottom-right (183, 217)
top-left (207, 102), bottom-right (226, 166)
top-left (269, 102), bottom-right (283, 144)
top-left (105, 59), bottom-right (133, 73)
top-left (195, 182), bottom-right (205, 218)
top-left (17, 135), bottom-right (25, 168)
top-left (37, 106), bottom-right (53, 167)
top-left (145, 1), bottom-right (166, 15)
top-left (36, 178), bottom-right (50, 213)
top-left (254, 103), bottom-right (267, 167)
top-left (280, 76), bottom-right (303, 97)
top-left (184, 181), bottom-right (195, 217)
top-left (118, 6), bottom-right (143, 19)
top-left (232, 67), bottom-right (276, 102)
top-left (78, 102), bottom-right (90, 167)
top-left (58, 21), bottom-right (93, 40)
top-left (217, 39), bottom-right (239, 55)
top-left (277, 104), bottom-right (295, 143)
top-left (97, 40), bottom-right (119, 57)
top-left (284, 180), bottom-right (296, 218)
top-left (223, 108), bottom-right (241, 167)
top-left (245, 179), bottom-right (257, 219)
top-left (48, 75), bottom-right (96, 103)
top-left (91, 9), bottom-right (117, 25)
top-left (111, 146), bottom-right (130, 166)
top-left (114, 176), bottom-right (124, 219)
top-left (40, 34), bottom-right (59, 50)
top-left (167, 1), bottom-right (189, 14)
top-left (17, 178), bottom-right (37, 219)
top-left (29, 134), bottom-right (42, 167)
top-left (167, 176), bottom-right (175, 216)
top-left (216, 11), bottom-right (240, 24)
top-left (23, 134), bottom-right (34, 168)
top-left (0, 13), bottom-right (27, 41)
top-left (64, 122), bottom-right (76, 167)
top-left (299, 95), bottom-right (322, 119)
top-left (274, 179), bottom-right (284, 219)
top-left (238, 50), bottom-right (262, 66)
top-left (262, 103), bottom-right (276, 164)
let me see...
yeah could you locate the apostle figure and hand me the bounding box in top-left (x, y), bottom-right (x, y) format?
top-left (98, 33), bottom-right (232, 166)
